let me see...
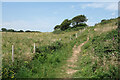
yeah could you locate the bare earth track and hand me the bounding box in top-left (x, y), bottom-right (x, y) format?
top-left (63, 37), bottom-right (89, 78)
top-left (59, 26), bottom-right (117, 78)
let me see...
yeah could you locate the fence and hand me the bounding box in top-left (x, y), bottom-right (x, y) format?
top-left (10, 28), bottom-right (88, 63)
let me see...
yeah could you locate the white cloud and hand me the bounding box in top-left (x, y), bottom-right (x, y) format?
top-left (81, 3), bottom-right (103, 9)
top-left (81, 2), bottom-right (118, 11)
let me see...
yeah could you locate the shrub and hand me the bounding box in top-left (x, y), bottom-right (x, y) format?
top-left (18, 30), bottom-right (24, 32)
top-left (52, 30), bottom-right (63, 34)
top-left (1, 28), bottom-right (7, 32)
top-left (25, 30), bottom-right (31, 32)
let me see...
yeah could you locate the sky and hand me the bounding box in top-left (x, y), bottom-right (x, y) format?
top-left (2, 2), bottom-right (118, 32)
top-left (1, 0), bottom-right (119, 2)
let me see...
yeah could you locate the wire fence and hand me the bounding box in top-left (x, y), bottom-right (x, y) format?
top-left (11, 28), bottom-right (88, 63)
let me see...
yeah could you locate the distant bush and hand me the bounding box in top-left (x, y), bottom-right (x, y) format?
top-left (100, 20), bottom-right (110, 25)
top-left (25, 30), bottom-right (31, 32)
top-left (7, 29), bottom-right (15, 32)
top-left (1, 28), bottom-right (41, 32)
top-left (1, 28), bottom-right (15, 32)
top-left (1, 28), bottom-right (7, 32)
top-left (95, 18), bottom-right (117, 26)
top-left (18, 30), bottom-right (24, 32)
top-left (101, 19), bottom-right (107, 22)
top-left (52, 30), bottom-right (64, 34)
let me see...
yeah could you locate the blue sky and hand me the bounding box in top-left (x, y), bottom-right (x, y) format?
top-left (2, 2), bottom-right (118, 32)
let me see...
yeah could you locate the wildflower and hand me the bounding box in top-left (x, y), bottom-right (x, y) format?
top-left (113, 37), bottom-right (114, 40)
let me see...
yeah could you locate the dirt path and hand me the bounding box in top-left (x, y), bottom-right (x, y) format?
top-left (63, 37), bottom-right (89, 77)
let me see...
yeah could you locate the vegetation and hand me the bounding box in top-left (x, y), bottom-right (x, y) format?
top-left (2, 31), bottom-right (78, 78)
top-left (54, 19), bottom-right (71, 31)
top-left (53, 15), bottom-right (88, 32)
top-left (71, 15), bottom-right (87, 26)
top-left (73, 27), bottom-right (119, 79)
top-left (1, 17), bottom-right (119, 79)
top-left (95, 17), bottom-right (118, 26)
top-left (1, 28), bottom-right (40, 32)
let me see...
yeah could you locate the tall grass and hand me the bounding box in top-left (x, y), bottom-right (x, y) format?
top-left (73, 26), bottom-right (119, 78)
top-left (2, 18), bottom-right (118, 78)
top-left (2, 31), bottom-right (81, 78)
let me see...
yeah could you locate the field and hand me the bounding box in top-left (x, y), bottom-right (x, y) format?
top-left (1, 18), bottom-right (119, 78)
top-left (2, 31), bottom-right (78, 61)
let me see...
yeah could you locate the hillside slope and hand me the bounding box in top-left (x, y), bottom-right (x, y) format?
top-left (69, 18), bottom-right (118, 78)
top-left (54, 18), bottom-right (118, 78)
top-left (2, 18), bottom-right (119, 79)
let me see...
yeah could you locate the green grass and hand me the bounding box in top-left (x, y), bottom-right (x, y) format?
top-left (14, 41), bottom-right (75, 78)
top-left (2, 31), bottom-right (78, 61)
top-left (72, 27), bottom-right (119, 78)
top-left (2, 30), bottom-right (83, 78)
top-left (2, 18), bottom-right (119, 78)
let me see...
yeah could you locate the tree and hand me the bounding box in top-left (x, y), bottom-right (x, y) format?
top-left (101, 19), bottom-right (106, 22)
top-left (60, 19), bottom-right (71, 31)
top-left (54, 25), bottom-right (61, 30)
top-left (18, 30), bottom-right (24, 32)
top-left (54, 19), bottom-right (71, 31)
top-left (1, 28), bottom-right (7, 32)
top-left (25, 30), bottom-right (31, 32)
top-left (7, 29), bottom-right (15, 32)
top-left (53, 15), bottom-right (88, 32)
top-left (72, 15), bottom-right (87, 27)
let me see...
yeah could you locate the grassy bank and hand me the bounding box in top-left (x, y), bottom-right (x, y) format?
top-left (72, 22), bottom-right (119, 78)
top-left (2, 18), bottom-right (119, 78)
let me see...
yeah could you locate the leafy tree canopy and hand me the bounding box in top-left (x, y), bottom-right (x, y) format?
top-left (60, 19), bottom-right (71, 31)
top-left (53, 15), bottom-right (88, 32)
top-left (72, 15), bottom-right (87, 26)
top-left (54, 25), bottom-right (61, 30)
top-left (1, 28), bottom-right (7, 32)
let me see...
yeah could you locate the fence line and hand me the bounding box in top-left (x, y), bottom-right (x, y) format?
top-left (76, 33), bottom-right (78, 38)
top-left (33, 43), bottom-right (36, 53)
top-left (59, 38), bottom-right (62, 41)
top-left (12, 45), bottom-right (14, 63)
top-left (70, 35), bottom-right (72, 40)
top-left (10, 28), bottom-right (87, 62)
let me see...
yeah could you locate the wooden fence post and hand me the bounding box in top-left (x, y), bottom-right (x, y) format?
top-left (76, 33), bottom-right (77, 38)
top-left (12, 45), bottom-right (14, 63)
top-left (70, 35), bottom-right (72, 40)
top-left (59, 38), bottom-right (61, 41)
top-left (33, 43), bottom-right (36, 53)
